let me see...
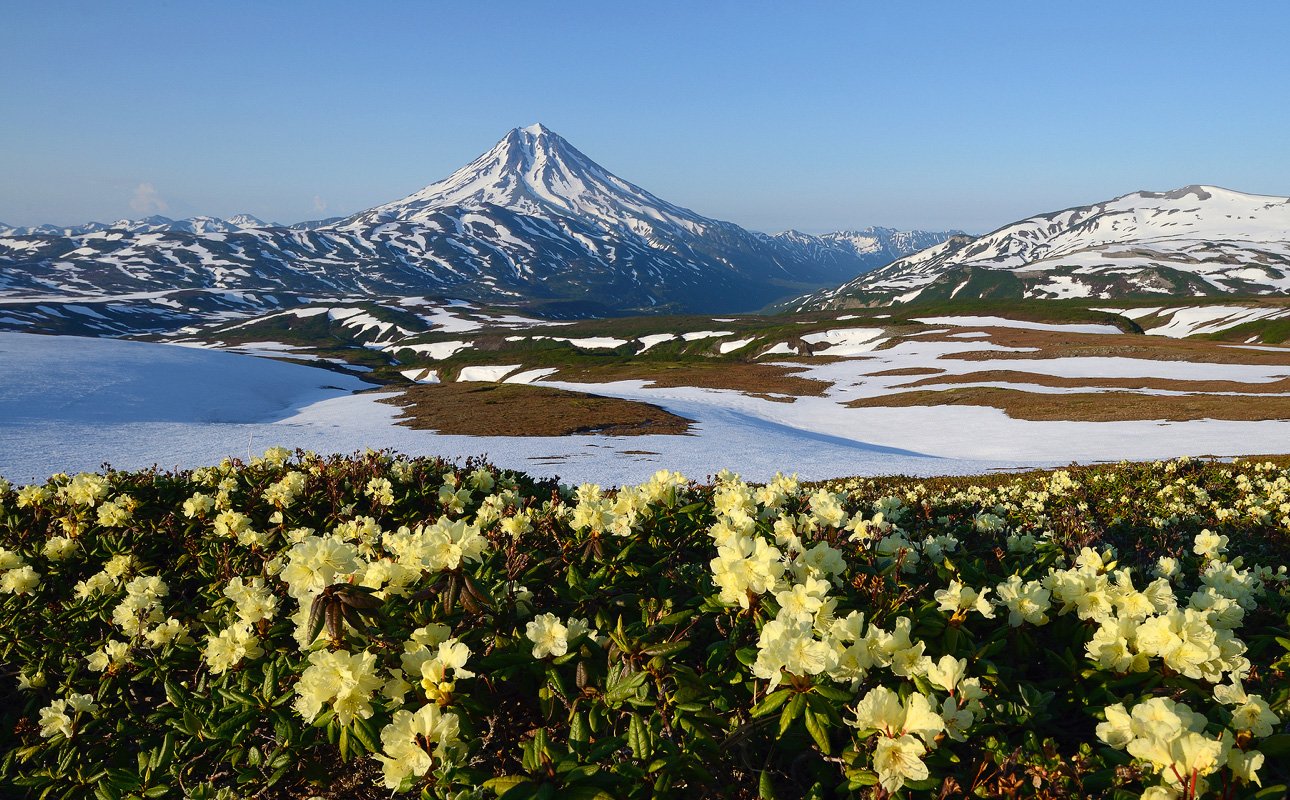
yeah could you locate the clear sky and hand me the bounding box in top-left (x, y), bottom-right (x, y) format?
top-left (2, 1), bottom-right (1287, 234)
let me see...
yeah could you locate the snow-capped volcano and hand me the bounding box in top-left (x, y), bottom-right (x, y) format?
top-left (0, 124), bottom-right (956, 324)
top-left (342, 123), bottom-right (707, 236)
top-left (797, 185), bottom-right (1290, 308)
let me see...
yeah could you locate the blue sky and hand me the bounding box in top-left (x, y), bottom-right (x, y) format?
top-left (2, 1), bottom-right (1287, 233)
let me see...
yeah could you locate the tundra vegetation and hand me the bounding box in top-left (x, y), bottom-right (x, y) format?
top-left (1, 451), bottom-right (1288, 799)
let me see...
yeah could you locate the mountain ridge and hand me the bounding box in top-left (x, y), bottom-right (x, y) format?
top-left (794, 184), bottom-right (1290, 309)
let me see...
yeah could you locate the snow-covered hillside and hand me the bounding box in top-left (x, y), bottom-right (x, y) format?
top-left (0, 124), bottom-right (955, 322)
top-left (798, 185), bottom-right (1290, 308)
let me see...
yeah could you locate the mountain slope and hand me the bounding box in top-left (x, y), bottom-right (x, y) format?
top-left (0, 125), bottom-right (955, 320)
top-left (796, 185), bottom-right (1290, 309)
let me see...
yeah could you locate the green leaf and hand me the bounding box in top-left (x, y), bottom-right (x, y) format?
top-left (812, 683), bottom-right (852, 702)
top-left (641, 641), bottom-right (691, 658)
top-left (778, 693), bottom-right (806, 738)
top-left (338, 724), bottom-right (351, 761)
top-left (163, 681), bottom-right (184, 708)
top-left (149, 732), bottom-right (175, 772)
top-left (483, 776), bottom-right (534, 797)
top-left (758, 769), bottom-right (777, 800)
top-left (350, 716), bottom-right (380, 755)
top-left (628, 714), bottom-right (652, 761)
top-left (604, 668), bottom-right (648, 703)
top-left (847, 769), bottom-right (880, 788)
top-left (569, 712), bottom-right (589, 747)
top-left (804, 709), bottom-right (830, 754)
top-left (749, 688), bottom-right (792, 718)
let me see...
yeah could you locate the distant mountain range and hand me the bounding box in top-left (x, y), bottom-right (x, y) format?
top-left (0, 124), bottom-right (956, 321)
top-left (795, 185), bottom-right (1290, 309)
top-left (0, 214), bottom-right (275, 237)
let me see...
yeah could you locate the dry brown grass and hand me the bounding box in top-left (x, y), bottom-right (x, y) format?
top-left (553, 361), bottom-right (829, 401)
top-left (893, 369), bottom-right (1290, 394)
top-left (381, 382), bottom-right (692, 436)
top-left (846, 386), bottom-right (1290, 422)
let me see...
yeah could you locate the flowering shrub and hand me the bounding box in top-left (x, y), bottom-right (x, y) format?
top-left (1, 453), bottom-right (1288, 799)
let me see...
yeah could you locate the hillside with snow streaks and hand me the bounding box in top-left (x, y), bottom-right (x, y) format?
top-left (0, 124), bottom-right (956, 322)
top-left (797, 185), bottom-right (1290, 309)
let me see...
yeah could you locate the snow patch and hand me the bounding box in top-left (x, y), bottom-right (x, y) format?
top-left (912, 316), bottom-right (1120, 334)
top-left (457, 364), bottom-right (521, 382)
top-left (718, 338), bottom-right (755, 354)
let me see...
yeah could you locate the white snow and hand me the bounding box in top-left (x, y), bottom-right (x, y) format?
top-left (505, 367), bottom-right (559, 384)
top-left (556, 337), bottom-right (629, 350)
top-left (912, 316), bottom-right (1121, 334)
top-left (1090, 306), bottom-right (1162, 320)
top-left (413, 305), bottom-right (484, 333)
top-left (1136, 306), bottom-right (1290, 338)
top-left (1222, 344), bottom-right (1290, 353)
top-left (800, 328), bottom-right (887, 356)
top-left (392, 341), bottom-right (470, 359)
top-left (718, 338), bottom-right (755, 354)
top-left (400, 368), bottom-right (440, 384)
top-left (680, 330), bottom-right (733, 341)
top-left (759, 342), bottom-right (800, 356)
top-left (636, 334), bottom-right (676, 352)
top-left (457, 365), bottom-right (521, 382)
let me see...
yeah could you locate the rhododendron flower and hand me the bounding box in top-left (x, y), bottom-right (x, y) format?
top-left (293, 649), bottom-right (384, 726)
top-left (223, 576), bottom-right (279, 624)
top-left (0, 564), bottom-right (40, 595)
top-left (1193, 529), bottom-right (1228, 559)
top-left (935, 580), bottom-right (995, 620)
top-left (86, 640), bottom-right (131, 672)
top-left (38, 693), bottom-right (97, 739)
top-left (526, 613), bottom-right (569, 659)
top-left (872, 734), bottom-right (929, 793)
top-left (41, 535), bottom-right (79, 561)
top-left (204, 623), bottom-right (263, 674)
top-left (994, 574), bottom-right (1051, 626)
top-left (373, 704), bottom-right (461, 790)
top-left (850, 686), bottom-right (944, 744)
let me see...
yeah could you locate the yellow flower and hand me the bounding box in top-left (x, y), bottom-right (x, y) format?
top-left (373, 704), bottom-right (461, 790)
top-left (0, 565), bottom-right (40, 595)
top-left (872, 733), bottom-right (929, 793)
top-left (293, 649), bottom-right (383, 726)
top-left (525, 613), bottom-right (569, 659)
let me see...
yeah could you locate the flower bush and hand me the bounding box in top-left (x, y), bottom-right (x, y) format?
top-left (0, 452), bottom-right (1288, 799)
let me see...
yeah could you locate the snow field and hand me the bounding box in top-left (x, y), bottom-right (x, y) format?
top-left (5, 330), bottom-right (1290, 488)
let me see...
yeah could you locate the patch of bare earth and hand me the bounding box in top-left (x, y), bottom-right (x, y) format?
top-left (911, 327), bottom-right (1290, 366)
top-left (381, 382), bottom-right (692, 436)
top-left (892, 370), bottom-right (1290, 394)
top-left (846, 387), bottom-right (1290, 422)
top-left (554, 362), bottom-right (829, 402)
